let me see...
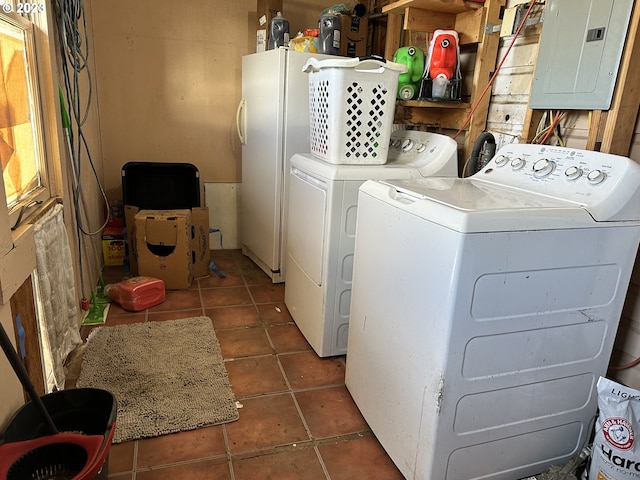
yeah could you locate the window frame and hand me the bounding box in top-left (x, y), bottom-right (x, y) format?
top-left (0, 8), bottom-right (56, 232)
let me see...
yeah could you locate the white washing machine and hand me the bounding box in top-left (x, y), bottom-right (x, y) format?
top-left (345, 144), bottom-right (640, 480)
top-left (284, 130), bottom-right (458, 357)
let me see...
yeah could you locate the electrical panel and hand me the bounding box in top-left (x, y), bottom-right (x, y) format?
top-left (529, 0), bottom-right (633, 110)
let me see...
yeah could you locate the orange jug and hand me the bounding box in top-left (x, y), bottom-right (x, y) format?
top-left (104, 276), bottom-right (165, 311)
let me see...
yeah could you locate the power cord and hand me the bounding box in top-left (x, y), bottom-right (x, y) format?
top-left (54, 0), bottom-right (109, 300)
top-left (453, 0), bottom-right (541, 140)
top-left (532, 110), bottom-right (566, 145)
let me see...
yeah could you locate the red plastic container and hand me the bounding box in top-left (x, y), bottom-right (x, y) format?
top-left (104, 276), bottom-right (165, 311)
top-left (1, 388), bottom-right (117, 480)
top-left (428, 31), bottom-right (458, 80)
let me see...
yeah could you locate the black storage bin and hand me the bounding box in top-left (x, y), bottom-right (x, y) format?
top-left (2, 388), bottom-right (117, 479)
top-left (122, 161), bottom-right (200, 209)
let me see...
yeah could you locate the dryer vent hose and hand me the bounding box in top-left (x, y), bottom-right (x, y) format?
top-left (467, 132), bottom-right (496, 176)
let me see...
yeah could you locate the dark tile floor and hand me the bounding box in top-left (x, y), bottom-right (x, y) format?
top-left (72, 249), bottom-right (404, 479)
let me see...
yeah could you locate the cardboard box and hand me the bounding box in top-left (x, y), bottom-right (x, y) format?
top-left (256, 0), bottom-right (283, 52)
top-left (102, 225), bottom-right (126, 266)
top-left (135, 209), bottom-right (193, 290)
top-left (190, 207), bottom-right (211, 278)
top-left (125, 205), bottom-right (140, 276)
top-left (125, 206), bottom-right (211, 283)
top-left (339, 14), bottom-right (368, 58)
top-left (257, 30), bottom-right (267, 53)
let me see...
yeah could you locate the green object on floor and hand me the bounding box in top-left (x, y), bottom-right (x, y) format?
top-left (81, 290), bottom-right (109, 325)
top-left (94, 275), bottom-right (109, 303)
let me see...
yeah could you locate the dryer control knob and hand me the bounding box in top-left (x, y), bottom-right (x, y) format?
top-left (417, 143), bottom-right (427, 153)
top-left (587, 169), bottom-right (606, 185)
top-left (494, 155), bottom-right (509, 167)
top-left (533, 158), bottom-right (555, 178)
top-left (402, 139), bottom-right (414, 152)
top-left (511, 157), bottom-right (526, 170)
top-left (564, 166), bottom-right (582, 181)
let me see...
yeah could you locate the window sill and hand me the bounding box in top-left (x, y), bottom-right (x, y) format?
top-left (0, 222), bottom-right (36, 304)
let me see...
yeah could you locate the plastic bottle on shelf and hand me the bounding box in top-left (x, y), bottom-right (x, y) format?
top-left (104, 276), bottom-right (165, 312)
top-left (318, 13), bottom-right (341, 55)
top-left (268, 11), bottom-right (290, 50)
top-left (426, 30), bottom-right (460, 100)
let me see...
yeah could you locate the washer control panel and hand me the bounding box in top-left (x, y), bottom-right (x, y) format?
top-left (477, 143), bottom-right (640, 221)
top-left (386, 130), bottom-right (458, 177)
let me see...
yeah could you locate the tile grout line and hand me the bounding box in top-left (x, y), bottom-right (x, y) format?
top-left (196, 277), bottom-right (208, 318)
top-left (279, 362), bottom-right (334, 480)
top-left (225, 252), bottom-right (301, 477)
top-left (211, 253), bottom-right (238, 480)
top-left (247, 265), bottom-right (350, 479)
top-left (271, 336), bottom-right (325, 471)
top-left (131, 439), bottom-right (139, 479)
top-left (127, 453), bottom-right (232, 474)
top-left (237, 261), bottom-right (329, 475)
top-left (221, 423), bottom-right (237, 480)
top-left (314, 444), bottom-right (333, 480)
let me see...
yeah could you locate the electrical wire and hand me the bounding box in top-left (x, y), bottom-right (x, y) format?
top-left (56, 0), bottom-right (108, 235)
top-left (609, 354), bottom-right (640, 371)
top-left (533, 110), bottom-right (548, 140)
top-left (462, 155), bottom-right (473, 177)
top-left (607, 315), bottom-right (640, 370)
top-left (531, 111), bottom-right (554, 143)
top-left (531, 110), bottom-right (566, 145)
top-left (54, 0), bottom-right (110, 299)
top-left (538, 110), bottom-right (561, 144)
top-left (453, 0), bottom-right (540, 140)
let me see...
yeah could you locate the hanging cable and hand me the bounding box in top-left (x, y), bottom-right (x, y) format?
top-left (538, 110), bottom-right (561, 144)
top-left (453, 0), bottom-right (540, 140)
top-left (54, 0), bottom-right (110, 299)
top-left (532, 110), bottom-right (566, 145)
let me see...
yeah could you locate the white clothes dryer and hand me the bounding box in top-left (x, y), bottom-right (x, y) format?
top-left (285, 130), bottom-right (458, 357)
top-left (345, 144), bottom-right (640, 480)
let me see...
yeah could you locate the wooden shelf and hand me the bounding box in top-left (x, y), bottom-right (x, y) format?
top-left (395, 103), bottom-right (471, 130)
top-left (383, 0), bottom-right (505, 165)
top-left (383, 0), bottom-right (483, 15)
top-left (399, 100), bottom-right (471, 109)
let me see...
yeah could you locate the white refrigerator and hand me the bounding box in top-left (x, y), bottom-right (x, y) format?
top-left (237, 48), bottom-right (331, 283)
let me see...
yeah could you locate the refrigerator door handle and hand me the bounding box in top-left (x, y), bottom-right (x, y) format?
top-left (236, 99), bottom-right (247, 145)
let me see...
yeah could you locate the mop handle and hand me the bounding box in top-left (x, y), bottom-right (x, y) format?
top-left (0, 322), bottom-right (58, 435)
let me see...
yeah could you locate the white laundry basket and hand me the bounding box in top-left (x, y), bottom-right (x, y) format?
top-left (303, 56), bottom-right (407, 164)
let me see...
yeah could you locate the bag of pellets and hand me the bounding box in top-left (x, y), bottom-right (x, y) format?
top-left (589, 376), bottom-right (640, 480)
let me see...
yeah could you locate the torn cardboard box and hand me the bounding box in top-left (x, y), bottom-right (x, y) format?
top-left (135, 209), bottom-right (193, 290)
top-left (126, 206), bottom-right (210, 285)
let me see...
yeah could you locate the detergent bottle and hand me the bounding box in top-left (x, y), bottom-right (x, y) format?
top-left (425, 30), bottom-right (460, 100)
top-left (268, 11), bottom-right (290, 50)
top-left (393, 46), bottom-right (425, 100)
top-left (318, 13), bottom-right (341, 55)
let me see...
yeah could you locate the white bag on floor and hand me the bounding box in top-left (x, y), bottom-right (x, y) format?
top-left (589, 376), bottom-right (640, 479)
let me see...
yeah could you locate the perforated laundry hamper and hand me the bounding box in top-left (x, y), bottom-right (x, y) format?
top-left (303, 56), bottom-right (406, 164)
